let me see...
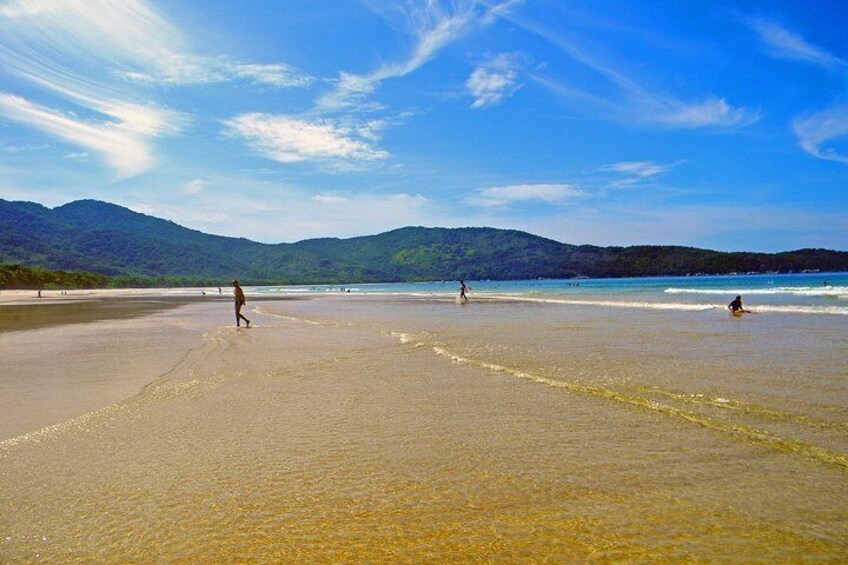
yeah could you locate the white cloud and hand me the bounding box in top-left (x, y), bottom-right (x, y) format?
top-left (748, 19), bottom-right (845, 69)
top-left (656, 97), bottom-right (761, 129)
top-left (504, 13), bottom-right (759, 129)
top-left (0, 0), bottom-right (312, 89)
top-left (466, 53), bottom-right (523, 108)
top-left (224, 113), bottom-right (389, 163)
top-left (229, 62), bottom-right (312, 88)
top-left (63, 151), bottom-right (88, 161)
top-left (1, 143), bottom-right (49, 153)
top-left (121, 53), bottom-right (313, 88)
top-left (0, 93), bottom-right (155, 176)
top-left (0, 0), bottom-right (309, 176)
top-left (318, 1), bottom-right (519, 111)
top-left (130, 189), bottom-right (436, 242)
top-left (183, 179), bottom-right (206, 195)
top-left (310, 194), bottom-right (348, 203)
top-left (792, 105), bottom-right (848, 165)
top-left (600, 160), bottom-right (684, 186)
top-left (467, 183), bottom-right (583, 207)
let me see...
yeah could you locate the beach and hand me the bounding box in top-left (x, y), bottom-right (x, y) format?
top-left (1, 286), bottom-right (847, 562)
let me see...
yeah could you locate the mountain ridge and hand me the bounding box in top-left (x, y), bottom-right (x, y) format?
top-left (1, 198), bottom-right (846, 284)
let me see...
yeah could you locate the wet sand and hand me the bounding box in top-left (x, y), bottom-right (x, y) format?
top-left (1, 294), bottom-right (847, 562)
top-left (0, 293), bottom-right (299, 437)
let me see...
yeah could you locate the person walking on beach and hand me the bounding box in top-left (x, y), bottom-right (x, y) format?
top-left (459, 279), bottom-right (469, 303)
top-left (728, 295), bottom-right (748, 314)
top-left (233, 280), bottom-right (251, 327)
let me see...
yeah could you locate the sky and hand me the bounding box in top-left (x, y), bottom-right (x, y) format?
top-left (0, 0), bottom-right (846, 252)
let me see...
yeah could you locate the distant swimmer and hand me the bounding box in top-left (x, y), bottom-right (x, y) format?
top-left (728, 295), bottom-right (750, 315)
top-left (459, 279), bottom-right (469, 303)
top-left (233, 280), bottom-right (251, 327)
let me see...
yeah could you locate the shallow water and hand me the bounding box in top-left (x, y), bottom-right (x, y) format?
top-left (252, 272), bottom-right (848, 316)
top-left (1, 291), bottom-right (847, 562)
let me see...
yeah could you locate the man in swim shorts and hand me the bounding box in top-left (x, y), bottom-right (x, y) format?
top-left (233, 279), bottom-right (251, 327)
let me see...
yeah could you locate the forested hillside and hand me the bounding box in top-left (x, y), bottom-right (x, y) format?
top-left (1, 198), bottom-right (846, 286)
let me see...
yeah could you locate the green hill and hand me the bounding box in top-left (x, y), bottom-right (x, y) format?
top-left (1, 198), bottom-right (846, 285)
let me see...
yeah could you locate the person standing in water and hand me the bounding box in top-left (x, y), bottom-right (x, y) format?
top-left (233, 280), bottom-right (251, 327)
top-left (728, 295), bottom-right (748, 314)
top-left (459, 280), bottom-right (469, 303)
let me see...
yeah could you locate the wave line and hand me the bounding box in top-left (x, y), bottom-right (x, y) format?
top-left (425, 344), bottom-right (848, 471)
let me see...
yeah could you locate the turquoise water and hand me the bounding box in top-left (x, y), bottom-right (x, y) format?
top-left (250, 272), bottom-right (848, 316)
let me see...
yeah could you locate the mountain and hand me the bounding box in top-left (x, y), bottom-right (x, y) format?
top-left (1, 198), bottom-right (846, 284)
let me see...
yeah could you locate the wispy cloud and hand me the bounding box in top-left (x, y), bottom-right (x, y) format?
top-left (498, 12), bottom-right (759, 129)
top-left (318, 1), bottom-right (514, 112)
top-left (121, 54), bottom-right (312, 88)
top-left (223, 114), bottom-right (389, 164)
top-left (1, 143), bottom-right (49, 153)
top-left (0, 93), bottom-right (156, 176)
top-left (467, 183), bottom-right (583, 207)
top-left (466, 52), bottom-right (523, 108)
top-left (131, 188), bottom-right (436, 242)
top-left (656, 98), bottom-right (759, 129)
top-left (310, 194), bottom-right (348, 204)
top-left (0, 0), bottom-right (310, 176)
top-left (792, 105), bottom-right (848, 165)
top-left (747, 19), bottom-right (846, 69)
top-left (600, 160), bottom-right (684, 186)
top-left (0, 0), bottom-right (312, 89)
top-left (183, 179), bottom-right (206, 195)
top-left (63, 151), bottom-right (89, 161)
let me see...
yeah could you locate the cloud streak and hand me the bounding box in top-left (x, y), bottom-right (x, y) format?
top-left (224, 114), bottom-right (390, 164)
top-left (0, 0), bottom-right (310, 176)
top-left (0, 0), bottom-right (312, 89)
top-left (792, 105), bottom-right (848, 165)
top-left (748, 19), bottom-right (846, 69)
top-left (318, 1), bottom-right (515, 112)
top-left (0, 93), bottom-right (156, 176)
top-left (467, 183), bottom-right (583, 207)
top-left (498, 12), bottom-right (759, 129)
top-left (600, 160), bottom-right (684, 186)
top-left (131, 188), bottom-right (437, 242)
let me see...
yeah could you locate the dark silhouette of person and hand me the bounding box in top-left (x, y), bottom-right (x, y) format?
top-left (233, 280), bottom-right (251, 327)
top-left (728, 295), bottom-right (748, 314)
top-left (459, 280), bottom-right (469, 303)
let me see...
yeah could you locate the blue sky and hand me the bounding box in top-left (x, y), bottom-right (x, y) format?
top-left (1, 0), bottom-right (846, 251)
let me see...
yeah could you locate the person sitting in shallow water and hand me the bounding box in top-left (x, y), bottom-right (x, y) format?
top-left (728, 295), bottom-right (749, 314)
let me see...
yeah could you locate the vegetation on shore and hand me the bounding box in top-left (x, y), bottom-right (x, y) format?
top-left (0, 264), bottom-right (109, 289)
top-left (1, 198), bottom-right (847, 286)
top-left (0, 264), bottom-right (283, 290)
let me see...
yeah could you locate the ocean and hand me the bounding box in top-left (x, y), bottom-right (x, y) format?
top-left (251, 271), bottom-right (848, 316)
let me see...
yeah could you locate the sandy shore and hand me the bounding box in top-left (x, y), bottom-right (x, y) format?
top-left (0, 286), bottom-right (238, 306)
top-left (1, 294), bottom-right (847, 562)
